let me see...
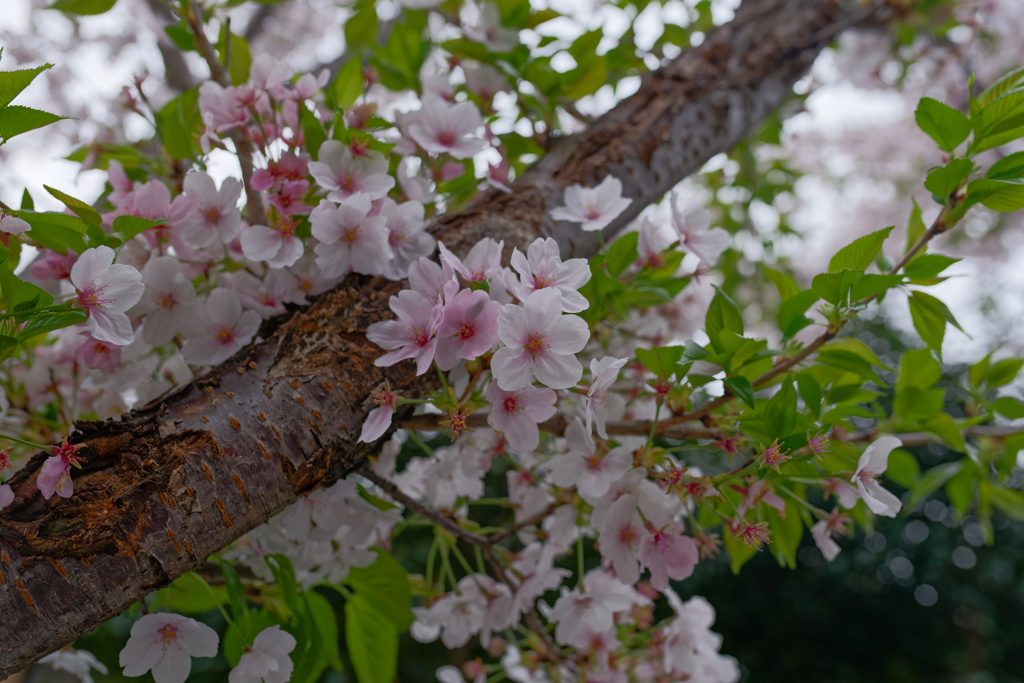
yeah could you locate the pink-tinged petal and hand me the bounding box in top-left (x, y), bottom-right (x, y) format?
top-left (861, 479), bottom-right (902, 517)
top-left (208, 288), bottom-right (243, 323)
top-left (234, 310), bottom-right (262, 345)
top-left (70, 246), bottom-right (116, 289)
top-left (545, 314), bottom-right (590, 354)
top-left (37, 456), bottom-right (66, 500)
top-left (240, 225), bottom-right (283, 262)
top-left (522, 289), bottom-right (563, 333)
top-left (266, 235), bottom-right (304, 269)
top-left (360, 405), bottom-right (394, 443)
top-left (102, 264), bottom-right (145, 310)
top-left (862, 435), bottom-right (902, 475)
top-left (496, 304), bottom-right (528, 348)
top-left (119, 637), bottom-right (162, 677)
top-left (532, 351), bottom-right (583, 390)
top-left (0, 484), bottom-right (13, 510)
top-left (88, 308), bottom-right (136, 346)
top-left (175, 618), bottom-right (220, 657)
top-left (413, 338), bottom-right (438, 375)
top-left (811, 521), bottom-right (842, 561)
top-left (492, 347), bottom-right (534, 391)
top-left (151, 647), bottom-right (191, 683)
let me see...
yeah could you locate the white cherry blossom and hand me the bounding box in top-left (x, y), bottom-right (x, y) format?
top-left (849, 435), bottom-right (903, 517)
top-left (119, 613), bottom-right (218, 683)
top-left (181, 289), bottom-right (262, 366)
top-left (509, 237), bottom-right (591, 313)
top-left (309, 140), bottom-right (395, 202)
top-left (70, 246), bottom-right (145, 346)
top-left (406, 96), bottom-right (488, 159)
top-left (550, 176), bottom-right (633, 233)
top-left (229, 625), bottom-right (296, 683)
top-left (310, 195), bottom-right (390, 278)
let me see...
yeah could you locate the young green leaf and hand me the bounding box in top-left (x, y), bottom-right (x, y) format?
top-left (776, 289), bottom-right (818, 339)
top-left (923, 158), bottom-right (973, 204)
top-left (762, 265), bottom-right (800, 300)
top-left (724, 376), bottom-right (755, 408)
top-left (331, 58), bottom-right (365, 110)
top-left (828, 226), bottom-right (894, 273)
top-left (345, 593), bottom-right (399, 683)
top-left (904, 254), bottom-right (960, 282)
top-left (908, 290), bottom-right (963, 356)
top-left (48, 0), bottom-right (118, 15)
top-left (0, 105), bottom-right (70, 143)
top-left (905, 198), bottom-right (926, 253)
top-left (985, 150), bottom-right (1024, 180)
top-left (965, 177), bottom-right (1024, 212)
top-left (907, 460), bottom-right (963, 509)
top-left (704, 287), bottom-right (743, 348)
top-left (344, 550), bottom-right (414, 631)
top-left (44, 185), bottom-right (102, 225)
top-left (985, 358), bottom-right (1024, 387)
top-left (0, 63), bottom-right (53, 109)
top-left (914, 97), bottom-right (972, 151)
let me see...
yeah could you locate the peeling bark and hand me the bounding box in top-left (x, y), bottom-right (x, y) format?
top-left (0, 0), bottom-right (893, 675)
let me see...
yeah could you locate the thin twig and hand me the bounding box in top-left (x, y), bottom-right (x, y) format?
top-left (488, 501), bottom-right (563, 545)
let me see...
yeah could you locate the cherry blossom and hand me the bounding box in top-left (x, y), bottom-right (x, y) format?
top-left (406, 96), bottom-right (488, 159)
top-left (70, 246), bottom-right (145, 346)
top-left (224, 269), bottom-right (306, 318)
top-left (75, 333), bottom-right (122, 371)
top-left (380, 198), bottom-right (435, 279)
top-left (465, 3), bottom-right (519, 52)
top-left (180, 171), bottom-right (243, 248)
top-left (39, 648), bottom-right (107, 683)
top-left (811, 510), bottom-right (851, 562)
top-left (438, 239), bottom-right (504, 286)
top-left (229, 625), bottom-right (296, 683)
top-left (671, 204), bottom-right (731, 265)
top-left (37, 437), bottom-right (87, 500)
top-left (132, 256), bottom-right (197, 346)
top-left (509, 237), bottom-right (591, 313)
top-left (597, 493), bottom-right (644, 585)
top-left (661, 591), bottom-right (739, 683)
top-left (366, 289), bottom-right (442, 375)
top-left (0, 212), bottom-right (29, 237)
top-left (434, 288), bottom-right (500, 370)
top-left (849, 435), bottom-right (903, 517)
top-left (550, 176), bottom-right (633, 233)
top-left (484, 382), bottom-right (557, 453)
top-left (412, 580), bottom-right (488, 648)
top-left (549, 578), bottom-right (633, 648)
top-left (119, 613), bottom-right (218, 683)
top-left (310, 195), bottom-right (390, 278)
top-left (308, 140), bottom-right (395, 202)
top-left (547, 419), bottom-right (633, 503)
top-left (0, 484), bottom-right (13, 510)
top-left (181, 289), bottom-right (262, 366)
top-left (359, 387), bottom-right (397, 443)
top-left (240, 217), bottom-right (305, 269)
top-left (31, 248), bottom-right (77, 281)
top-left (586, 356), bottom-right (628, 439)
top-left (491, 289), bottom-right (590, 391)
top-left (639, 523), bottom-right (700, 590)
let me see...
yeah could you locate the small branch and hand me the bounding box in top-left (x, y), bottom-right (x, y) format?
top-left (488, 501), bottom-right (563, 545)
top-left (841, 424), bottom-right (1024, 447)
top-left (186, 9), bottom-right (265, 226)
top-left (395, 412), bottom-right (722, 441)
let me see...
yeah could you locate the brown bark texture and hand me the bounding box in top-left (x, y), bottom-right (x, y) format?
top-left (0, 0), bottom-right (890, 675)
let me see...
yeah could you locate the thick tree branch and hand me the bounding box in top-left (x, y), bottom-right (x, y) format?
top-left (0, 0), bottom-right (892, 675)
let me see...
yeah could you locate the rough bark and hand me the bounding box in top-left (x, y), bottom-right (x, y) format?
top-left (0, 0), bottom-right (892, 675)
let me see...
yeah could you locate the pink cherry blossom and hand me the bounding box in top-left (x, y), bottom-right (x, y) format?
top-left (308, 140), bottom-right (395, 202)
top-left (133, 256), bottom-right (197, 346)
top-left (547, 419), bottom-right (633, 503)
top-left (434, 288), bottom-right (500, 370)
top-left (597, 493), bottom-right (644, 585)
top-left (240, 217), bottom-right (305, 269)
top-left (310, 195), bottom-right (390, 278)
top-left (31, 248), bottom-right (78, 281)
top-left (409, 256), bottom-right (458, 305)
top-left (465, 3), bottom-right (519, 52)
top-left (549, 580), bottom-right (633, 648)
top-left (224, 269), bottom-right (306, 318)
top-left (550, 176), bottom-right (633, 233)
top-left (491, 289), bottom-right (590, 391)
top-left (380, 198), bottom-right (435, 280)
top-left (359, 387), bottom-right (396, 443)
top-left (639, 523), bottom-right (700, 590)
top-left (849, 435), bottom-right (903, 517)
top-left (671, 204), bottom-right (731, 265)
top-left (70, 246), bottom-right (145, 346)
top-left (0, 212), bottom-right (29, 237)
top-left (76, 333), bottom-right (122, 371)
top-left (181, 289), bottom-right (262, 366)
top-left (438, 239), bottom-right (503, 286)
top-left (180, 171), bottom-right (243, 248)
top-left (406, 96), bottom-right (488, 159)
top-left (636, 216), bottom-right (673, 268)
top-left (119, 613), bottom-right (219, 683)
top-left (586, 356), bottom-right (628, 439)
top-left (366, 289), bottom-right (441, 375)
top-left (229, 625), bottom-right (296, 683)
top-left (251, 152), bottom-right (310, 192)
top-left (509, 237), bottom-right (591, 312)
top-left (37, 437), bottom-right (86, 500)
top-left (735, 479), bottom-right (786, 517)
top-left (484, 382), bottom-right (557, 453)
top-left (811, 509), bottom-right (851, 562)
top-left (411, 581), bottom-right (488, 648)
top-left (0, 484), bottom-right (14, 510)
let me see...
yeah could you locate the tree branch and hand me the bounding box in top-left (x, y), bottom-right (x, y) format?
top-left (0, 1), bottom-right (891, 674)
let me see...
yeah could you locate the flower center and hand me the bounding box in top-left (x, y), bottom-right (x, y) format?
top-left (502, 396), bottom-right (519, 414)
top-left (159, 292), bottom-right (177, 309)
top-left (214, 325), bottom-right (238, 346)
top-left (77, 286), bottom-right (111, 311)
top-left (342, 226), bottom-right (360, 246)
top-left (437, 130), bottom-right (457, 147)
top-left (338, 173), bottom-right (357, 191)
top-left (204, 207), bottom-right (222, 222)
top-left (583, 205), bottom-right (602, 221)
top-left (524, 332), bottom-right (547, 357)
top-left (458, 321), bottom-right (476, 341)
top-left (158, 624), bottom-right (179, 646)
top-left (411, 327), bottom-right (430, 348)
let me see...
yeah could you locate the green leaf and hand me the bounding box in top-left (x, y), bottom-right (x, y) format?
top-left (924, 158), bottom-right (973, 204)
top-left (344, 550), bottom-right (413, 631)
top-left (908, 460), bottom-right (963, 509)
top-left (219, 560), bottom-right (248, 620)
top-left (990, 484), bottom-right (1024, 521)
top-left (904, 254), bottom-right (960, 281)
top-left (564, 55), bottom-right (608, 101)
top-left (48, 0), bottom-right (117, 14)
top-left (20, 188), bottom-right (34, 211)
top-left (605, 231), bottom-right (639, 277)
top-left (777, 289), bottom-right (818, 339)
top-left (811, 269), bottom-right (863, 307)
top-left (821, 337), bottom-right (891, 371)
top-left (795, 371), bottom-right (822, 418)
top-left (945, 462), bottom-right (977, 518)
top-left (985, 150), bottom-right (1024, 180)
top-left (724, 376), bottom-right (755, 408)
top-left (765, 501), bottom-right (802, 569)
top-left (345, 593), bottom-right (399, 683)
top-left (165, 24), bottom-right (197, 52)
top-left (828, 227), bottom-right (894, 273)
top-left (908, 290), bottom-right (963, 356)
top-left (43, 185), bottom-right (101, 225)
top-left (111, 215), bottom-right (164, 242)
top-left (19, 211), bottom-right (88, 254)
top-left (762, 265), bottom-right (800, 300)
top-left (975, 67), bottom-right (1024, 109)
top-left (149, 572), bottom-right (228, 614)
top-left (905, 198), bottom-right (925, 253)
top-left (815, 350), bottom-right (882, 385)
top-left (303, 590), bottom-right (342, 674)
top-left (0, 63), bottom-right (53, 108)
top-left (885, 448), bottom-right (920, 488)
top-left (923, 413), bottom-right (966, 453)
top-left (155, 88), bottom-right (199, 160)
top-left (993, 396), bottom-right (1024, 419)
top-left (636, 346), bottom-right (685, 380)
top-left (849, 273), bottom-right (904, 301)
top-left (331, 58), bottom-right (365, 109)
top-left (0, 105), bottom-right (69, 143)
top-left (218, 27), bottom-right (252, 86)
top-left (914, 97), bottom-right (972, 151)
top-left (986, 358), bottom-right (1024, 387)
top-left (704, 287), bottom-right (743, 349)
top-left (722, 523), bottom-right (757, 574)
top-left (346, 0), bottom-right (380, 51)
top-left (965, 177), bottom-right (1024, 212)
top-left (300, 106), bottom-right (327, 162)
top-left (266, 554), bottom-right (302, 615)
top-left (19, 310), bottom-right (88, 341)
top-left (764, 377), bottom-right (797, 439)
